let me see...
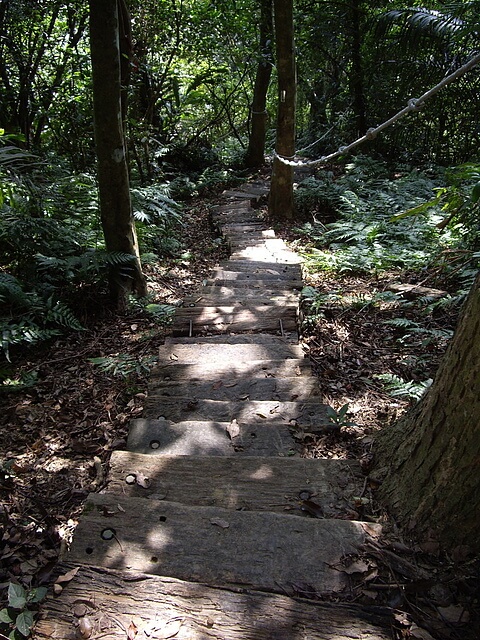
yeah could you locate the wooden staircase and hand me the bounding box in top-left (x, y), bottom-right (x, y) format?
top-left (35, 183), bottom-right (394, 639)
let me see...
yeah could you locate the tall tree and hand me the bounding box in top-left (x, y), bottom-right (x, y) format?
top-left (89, 0), bottom-right (147, 307)
top-left (244, 0), bottom-right (273, 168)
top-left (269, 0), bottom-right (296, 220)
top-left (374, 271), bottom-right (480, 553)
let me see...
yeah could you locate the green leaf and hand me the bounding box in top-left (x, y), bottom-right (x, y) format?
top-left (27, 587), bottom-right (47, 604)
top-left (0, 607), bottom-right (14, 623)
top-left (471, 181), bottom-right (480, 204)
top-left (15, 610), bottom-right (34, 637)
top-left (8, 584), bottom-right (26, 610)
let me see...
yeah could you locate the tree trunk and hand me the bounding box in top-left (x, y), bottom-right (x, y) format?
top-left (350, 0), bottom-right (367, 136)
top-left (89, 0), bottom-right (147, 307)
top-left (374, 271), bottom-right (480, 553)
top-left (268, 0), bottom-right (296, 221)
top-left (244, 0), bottom-right (273, 169)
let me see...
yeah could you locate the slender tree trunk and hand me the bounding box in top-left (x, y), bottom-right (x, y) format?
top-left (89, 0), bottom-right (147, 307)
top-left (269, 0), bottom-right (296, 221)
top-left (244, 0), bottom-right (273, 168)
top-left (374, 272), bottom-right (480, 553)
top-left (350, 0), bottom-right (367, 136)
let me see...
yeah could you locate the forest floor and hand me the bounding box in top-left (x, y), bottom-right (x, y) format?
top-left (0, 188), bottom-right (478, 639)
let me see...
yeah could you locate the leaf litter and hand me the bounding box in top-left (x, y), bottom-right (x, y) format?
top-left (0, 190), bottom-right (478, 639)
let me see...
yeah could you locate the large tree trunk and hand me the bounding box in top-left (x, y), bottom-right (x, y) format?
top-left (374, 272), bottom-right (480, 553)
top-left (89, 0), bottom-right (147, 307)
top-left (244, 0), bottom-right (273, 169)
top-left (268, 0), bottom-right (296, 221)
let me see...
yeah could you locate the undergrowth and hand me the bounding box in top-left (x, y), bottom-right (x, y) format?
top-left (296, 155), bottom-right (479, 406)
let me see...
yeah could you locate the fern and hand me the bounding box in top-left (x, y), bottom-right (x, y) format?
top-left (374, 373), bottom-right (433, 401)
top-left (90, 354), bottom-right (157, 379)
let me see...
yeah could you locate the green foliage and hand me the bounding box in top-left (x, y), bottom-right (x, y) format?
top-left (89, 354), bottom-right (157, 379)
top-left (298, 157), bottom-right (480, 279)
top-left (326, 403), bottom-right (358, 429)
top-left (0, 582), bottom-right (47, 639)
top-left (374, 373), bottom-right (432, 401)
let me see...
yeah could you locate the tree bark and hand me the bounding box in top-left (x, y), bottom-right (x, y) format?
top-left (374, 272), bottom-right (480, 553)
top-left (268, 0), bottom-right (296, 221)
top-left (89, 0), bottom-right (147, 306)
top-left (244, 0), bottom-right (273, 169)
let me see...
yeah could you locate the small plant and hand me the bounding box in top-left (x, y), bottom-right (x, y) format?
top-left (89, 353), bottom-right (157, 379)
top-left (326, 403), bottom-right (358, 429)
top-left (0, 582), bottom-right (47, 639)
top-left (374, 373), bottom-right (432, 401)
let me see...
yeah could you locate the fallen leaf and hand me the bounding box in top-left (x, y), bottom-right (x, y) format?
top-left (77, 616), bottom-right (93, 638)
top-left (136, 473), bottom-right (151, 489)
top-left (341, 559), bottom-right (370, 575)
top-left (437, 605), bottom-right (470, 623)
top-left (55, 566), bottom-right (80, 585)
top-left (410, 623), bottom-right (436, 640)
top-left (212, 381), bottom-right (223, 390)
top-left (158, 617), bottom-right (184, 639)
top-left (210, 517), bottom-right (230, 529)
top-left (301, 499), bottom-right (324, 518)
top-left (226, 419), bottom-right (240, 439)
top-left (127, 620), bottom-right (138, 639)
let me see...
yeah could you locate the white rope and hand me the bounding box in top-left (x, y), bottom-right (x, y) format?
top-left (274, 51), bottom-right (480, 168)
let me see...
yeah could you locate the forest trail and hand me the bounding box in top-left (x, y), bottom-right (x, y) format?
top-left (35, 183), bottom-right (394, 639)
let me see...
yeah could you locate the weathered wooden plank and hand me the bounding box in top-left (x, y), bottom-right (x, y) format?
top-left (126, 418), bottom-right (298, 456)
top-left (35, 563), bottom-right (394, 640)
top-left (163, 334), bottom-right (300, 346)
top-left (171, 306), bottom-right (297, 336)
top-left (108, 452), bottom-right (364, 518)
top-left (205, 277), bottom-right (303, 289)
top-left (148, 376), bottom-right (319, 402)
top-left (68, 494), bottom-right (382, 593)
top-left (229, 249), bottom-right (302, 264)
top-left (197, 285), bottom-right (301, 300)
top-left (217, 260), bottom-right (300, 274)
top-left (158, 339), bottom-right (305, 361)
top-left (211, 269), bottom-right (301, 283)
top-left (172, 304), bottom-right (298, 319)
top-left (150, 359), bottom-right (311, 381)
top-left (181, 292), bottom-right (299, 307)
top-left (142, 397), bottom-right (331, 427)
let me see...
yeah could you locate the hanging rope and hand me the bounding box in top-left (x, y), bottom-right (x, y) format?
top-left (274, 52), bottom-right (480, 168)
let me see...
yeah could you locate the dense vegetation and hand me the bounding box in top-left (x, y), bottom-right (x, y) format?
top-left (1, 2), bottom-right (478, 379)
top-left (1, 2), bottom-right (480, 636)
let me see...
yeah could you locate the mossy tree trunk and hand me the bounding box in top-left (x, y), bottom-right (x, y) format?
top-left (374, 272), bottom-right (480, 553)
top-left (244, 0), bottom-right (273, 169)
top-left (89, 0), bottom-right (147, 308)
top-left (268, 0), bottom-right (296, 221)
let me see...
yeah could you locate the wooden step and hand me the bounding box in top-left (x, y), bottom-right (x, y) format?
top-left (205, 277), bottom-right (303, 289)
top-left (68, 494), bottom-right (382, 594)
top-left (108, 451), bottom-right (364, 518)
top-left (142, 397), bottom-right (331, 428)
top-left (196, 284), bottom-right (301, 303)
top-left (150, 359), bottom-right (310, 381)
top-left (159, 338), bottom-right (305, 361)
top-left (217, 260), bottom-right (301, 274)
top-left (126, 418), bottom-right (298, 456)
top-left (35, 562), bottom-right (394, 640)
top-left (229, 249), bottom-right (302, 264)
top-left (210, 269), bottom-right (300, 283)
top-left (181, 291), bottom-right (299, 307)
top-left (148, 376), bottom-right (320, 402)
top-left (170, 307), bottom-right (297, 336)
